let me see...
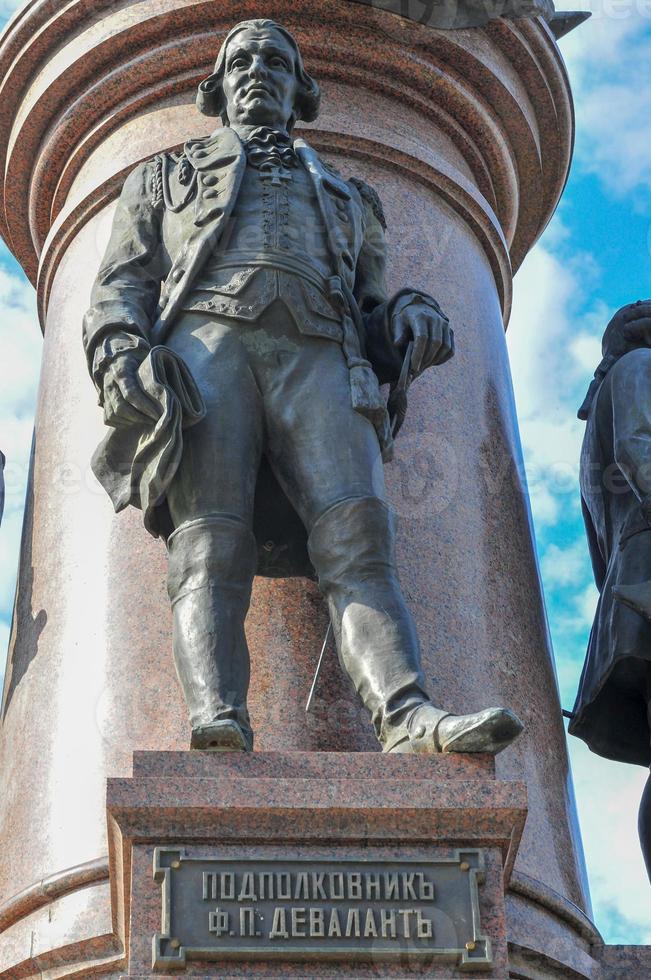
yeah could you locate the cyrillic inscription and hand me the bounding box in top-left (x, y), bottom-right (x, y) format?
top-left (153, 850), bottom-right (491, 970)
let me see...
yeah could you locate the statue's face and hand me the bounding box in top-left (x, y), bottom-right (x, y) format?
top-left (222, 27), bottom-right (299, 129)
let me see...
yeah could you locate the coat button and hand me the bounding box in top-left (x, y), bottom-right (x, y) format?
top-left (203, 189), bottom-right (219, 199)
top-left (201, 174), bottom-right (218, 186)
top-left (172, 268), bottom-right (184, 283)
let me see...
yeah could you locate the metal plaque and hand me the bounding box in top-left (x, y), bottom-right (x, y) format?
top-left (152, 849), bottom-right (491, 970)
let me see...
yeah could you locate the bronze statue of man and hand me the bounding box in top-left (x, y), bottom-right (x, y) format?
top-left (572, 300), bottom-right (651, 881)
top-left (84, 19), bottom-right (522, 756)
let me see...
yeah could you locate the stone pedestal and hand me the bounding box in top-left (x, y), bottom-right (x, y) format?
top-left (108, 752), bottom-right (526, 978)
top-left (0, 2), bottom-right (611, 978)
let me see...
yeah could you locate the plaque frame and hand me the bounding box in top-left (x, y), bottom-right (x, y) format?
top-left (152, 847), bottom-right (492, 971)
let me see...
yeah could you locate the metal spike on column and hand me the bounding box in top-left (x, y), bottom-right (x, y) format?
top-left (550, 11), bottom-right (592, 38)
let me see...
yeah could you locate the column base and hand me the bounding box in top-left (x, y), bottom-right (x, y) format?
top-left (2, 751), bottom-right (648, 978)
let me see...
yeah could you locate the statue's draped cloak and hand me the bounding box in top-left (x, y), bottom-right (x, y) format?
top-left (570, 347), bottom-right (651, 767)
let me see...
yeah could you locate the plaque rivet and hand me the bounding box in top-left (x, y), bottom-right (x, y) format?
top-left (170, 938), bottom-right (181, 949)
top-left (171, 860), bottom-right (181, 869)
top-left (466, 941), bottom-right (476, 952)
top-left (460, 861), bottom-right (471, 872)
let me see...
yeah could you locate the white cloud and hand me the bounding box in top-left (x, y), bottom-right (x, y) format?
top-left (0, 267), bottom-right (41, 514)
top-left (507, 239), bottom-right (609, 525)
top-left (529, 481), bottom-right (562, 526)
top-left (575, 579), bottom-right (599, 625)
top-left (541, 539), bottom-right (588, 586)
top-left (0, 267), bottom-right (41, 412)
top-left (569, 738), bottom-right (651, 944)
top-left (0, 259), bottom-right (41, 688)
top-left (556, 9), bottom-right (651, 198)
top-left (570, 330), bottom-right (604, 374)
top-left (553, 580), bottom-right (600, 634)
top-left (0, 0), bottom-right (28, 21)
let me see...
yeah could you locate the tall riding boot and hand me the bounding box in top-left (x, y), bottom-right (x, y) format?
top-left (167, 515), bottom-right (258, 751)
top-left (307, 496), bottom-right (432, 745)
top-left (308, 495), bottom-right (522, 755)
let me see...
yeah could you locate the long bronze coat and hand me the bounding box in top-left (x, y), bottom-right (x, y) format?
top-left (84, 127), bottom-right (427, 573)
top-left (570, 346), bottom-right (651, 767)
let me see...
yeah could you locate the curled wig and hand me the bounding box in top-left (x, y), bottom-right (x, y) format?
top-left (197, 19), bottom-right (321, 128)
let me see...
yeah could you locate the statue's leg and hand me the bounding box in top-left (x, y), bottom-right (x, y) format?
top-left (258, 315), bottom-right (522, 754)
top-left (164, 313), bottom-right (263, 750)
top-left (167, 516), bottom-right (257, 750)
top-left (306, 494), bottom-right (433, 742)
top-left (308, 497), bottom-right (522, 754)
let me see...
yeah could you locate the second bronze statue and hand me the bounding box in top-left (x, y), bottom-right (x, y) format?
top-left (83, 18), bottom-right (523, 756)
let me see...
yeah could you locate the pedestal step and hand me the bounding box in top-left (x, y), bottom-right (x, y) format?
top-left (108, 751), bottom-right (526, 978)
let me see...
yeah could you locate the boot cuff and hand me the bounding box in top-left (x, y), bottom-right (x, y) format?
top-left (167, 515), bottom-right (258, 601)
top-left (307, 495), bottom-right (396, 589)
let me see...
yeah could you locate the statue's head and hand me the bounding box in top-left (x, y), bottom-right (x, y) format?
top-left (578, 300), bottom-right (651, 419)
top-left (600, 302), bottom-right (651, 361)
top-left (197, 19), bottom-right (321, 131)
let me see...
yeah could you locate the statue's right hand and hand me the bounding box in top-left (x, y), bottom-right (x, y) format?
top-left (102, 352), bottom-right (159, 427)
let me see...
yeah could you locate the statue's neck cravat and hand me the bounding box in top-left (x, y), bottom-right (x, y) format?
top-left (243, 127), bottom-right (299, 186)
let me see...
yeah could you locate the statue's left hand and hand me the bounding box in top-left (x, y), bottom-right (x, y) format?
top-left (391, 300), bottom-right (454, 376)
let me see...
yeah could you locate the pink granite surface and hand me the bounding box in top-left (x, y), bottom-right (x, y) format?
top-left (108, 753), bottom-right (526, 871)
top-left (0, 3), bottom-right (596, 978)
top-left (0, 882), bottom-right (121, 979)
top-left (131, 749), bottom-right (496, 779)
top-left (109, 751), bottom-right (521, 978)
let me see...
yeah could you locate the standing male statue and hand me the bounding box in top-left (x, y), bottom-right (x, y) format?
top-left (572, 300), bottom-right (651, 880)
top-left (84, 19), bottom-right (522, 756)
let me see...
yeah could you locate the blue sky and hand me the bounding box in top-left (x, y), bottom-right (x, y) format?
top-left (506, 5), bottom-right (651, 944)
top-left (0, 0), bottom-right (649, 947)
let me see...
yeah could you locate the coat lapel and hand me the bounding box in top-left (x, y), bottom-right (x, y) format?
top-left (294, 138), bottom-right (357, 279)
top-left (185, 127), bottom-right (246, 227)
top-left (151, 128), bottom-right (246, 344)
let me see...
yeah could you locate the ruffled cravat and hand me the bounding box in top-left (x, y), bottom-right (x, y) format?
top-left (244, 127), bottom-right (299, 176)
